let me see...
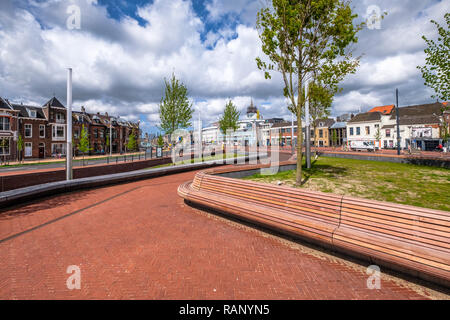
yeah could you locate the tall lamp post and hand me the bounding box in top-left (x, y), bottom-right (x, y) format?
top-left (305, 80), bottom-right (311, 169)
top-left (66, 68), bottom-right (73, 180)
top-left (395, 88), bottom-right (401, 155)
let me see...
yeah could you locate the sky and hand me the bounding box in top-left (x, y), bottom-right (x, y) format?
top-left (0, 0), bottom-right (448, 135)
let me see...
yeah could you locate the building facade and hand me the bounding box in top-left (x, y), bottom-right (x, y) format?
top-left (0, 96), bottom-right (140, 161)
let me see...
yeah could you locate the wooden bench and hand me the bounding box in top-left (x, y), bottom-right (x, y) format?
top-left (334, 196), bottom-right (450, 285)
top-left (178, 165), bottom-right (450, 287)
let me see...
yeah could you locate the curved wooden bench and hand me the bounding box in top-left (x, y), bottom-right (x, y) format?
top-left (334, 196), bottom-right (450, 284)
top-left (178, 165), bottom-right (450, 287)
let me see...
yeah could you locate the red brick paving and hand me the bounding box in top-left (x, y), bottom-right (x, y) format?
top-left (0, 169), bottom-right (444, 299)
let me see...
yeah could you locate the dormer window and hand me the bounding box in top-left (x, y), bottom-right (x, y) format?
top-left (27, 108), bottom-right (37, 118)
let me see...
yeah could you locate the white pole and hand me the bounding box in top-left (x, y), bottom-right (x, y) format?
top-left (66, 68), bottom-right (73, 180)
top-left (305, 79), bottom-right (311, 169)
top-left (291, 112), bottom-right (294, 154)
top-left (110, 116), bottom-right (112, 157)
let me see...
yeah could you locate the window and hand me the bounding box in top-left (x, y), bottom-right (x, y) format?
top-left (386, 129), bottom-right (391, 137)
top-left (94, 128), bottom-right (98, 138)
top-left (0, 138), bottom-right (10, 155)
top-left (319, 129), bottom-right (323, 138)
top-left (0, 117), bottom-right (11, 131)
top-left (112, 129), bottom-right (117, 139)
top-left (356, 127), bottom-right (360, 135)
top-left (52, 124), bottom-right (65, 140)
top-left (350, 127), bottom-right (354, 136)
top-left (52, 143), bottom-right (66, 155)
top-left (39, 124), bottom-right (45, 138)
top-left (384, 140), bottom-right (388, 148)
top-left (56, 113), bottom-right (65, 123)
top-left (25, 142), bottom-right (32, 157)
top-left (74, 128), bottom-right (80, 139)
top-left (0, 117), bottom-right (10, 131)
top-left (27, 109), bottom-right (37, 118)
top-left (365, 126), bottom-right (370, 135)
top-left (25, 124), bottom-right (32, 137)
top-left (100, 129), bottom-right (104, 139)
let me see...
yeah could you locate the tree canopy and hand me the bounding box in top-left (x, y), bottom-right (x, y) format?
top-left (256, 0), bottom-right (362, 184)
top-left (219, 100), bottom-right (241, 136)
top-left (158, 73), bottom-right (194, 135)
top-left (417, 13), bottom-right (449, 101)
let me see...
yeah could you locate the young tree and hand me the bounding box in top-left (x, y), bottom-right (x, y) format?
top-left (218, 100), bottom-right (240, 143)
top-left (105, 133), bottom-right (110, 154)
top-left (159, 73), bottom-right (194, 136)
top-left (417, 13), bottom-right (449, 101)
top-left (256, 0), bottom-right (362, 184)
top-left (157, 134), bottom-right (164, 147)
top-left (17, 134), bottom-right (24, 162)
top-left (331, 130), bottom-right (338, 148)
top-left (77, 124), bottom-right (91, 165)
top-left (374, 127), bottom-right (381, 151)
top-left (127, 131), bottom-right (137, 152)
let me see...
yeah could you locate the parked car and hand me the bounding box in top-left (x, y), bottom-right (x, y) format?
top-left (349, 140), bottom-right (378, 152)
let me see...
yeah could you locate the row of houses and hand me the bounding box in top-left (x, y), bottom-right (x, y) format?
top-left (0, 96), bottom-right (140, 161)
top-left (200, 100), bottom-right (449, 151)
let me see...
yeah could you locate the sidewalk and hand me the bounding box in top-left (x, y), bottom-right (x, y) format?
top-left (0, 151), bottom-right (146, 167)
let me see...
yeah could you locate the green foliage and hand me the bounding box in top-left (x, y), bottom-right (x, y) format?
top-left (105, 133), bottom-right (110, 152)
top-left (331, 130), bottom-right (338, 146)
top-left (374, 127), bottom-right (381, 141)
top-left (157, 134), bottom-right (164, 147)
top-left (417, 13), bottom-right (449, 101)
top-left (219, 100), bottom-right (240, 135)
top-left (17, 134), bottom-right (24, 152)
top-left (158, 73), bottom-right (194, 135)
top-left (255, 0), bottom-right (362, 184)
top-left (127, 131), bottom-right (138, 151)
top-left (77, 125), bottom-right (91, 155)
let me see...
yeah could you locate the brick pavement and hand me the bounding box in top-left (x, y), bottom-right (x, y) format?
top-left (0, 169), bottom-right (447, 299)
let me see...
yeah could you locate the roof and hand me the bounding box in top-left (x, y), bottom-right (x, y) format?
top-left (270, 121), bottom-right (298, 128)
top-left (43, 97), bottom-right (65, 109)
top-left (368, 105), bottom-right (394, 114)
top-left (314, 118), bottom-right (335, 128)
top-left (347, 112), bottom-right (381, 123)
top-left (0, 97), bottom-right (13, 110)
top-left (389, 102), bottom-right (443, 125)
top-left (330, 122), bottom-right (346, 129)
top-left (11, 104), bottom-right (47, 119)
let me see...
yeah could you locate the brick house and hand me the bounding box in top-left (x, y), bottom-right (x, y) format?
top-left (0, 97), bottom-right (19, 161)
top-left (1, 96), bottom-right (140, 160)
top-left (12, 103), bottom-right (49, 159)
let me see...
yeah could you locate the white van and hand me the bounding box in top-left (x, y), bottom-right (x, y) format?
top-left (349, 140), bottom-right (378, 152)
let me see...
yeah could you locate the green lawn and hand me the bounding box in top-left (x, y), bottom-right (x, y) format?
top-left (243, 156), bottom-right (450, 211)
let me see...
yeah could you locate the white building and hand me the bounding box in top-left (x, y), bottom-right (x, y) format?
top-left (202, 100), bottom-right (266, 146)
top-left (346, 102), bottom-right (445, 151)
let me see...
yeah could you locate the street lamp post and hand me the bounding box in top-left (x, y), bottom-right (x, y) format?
top-left (110, 116), bottom-right (113, 157)
top-left (395, 88), bottom-right (401, 155)
top-left (66, 68), bottom-right (73, 180)
top-left (305, 80), bottom-right (311, 169)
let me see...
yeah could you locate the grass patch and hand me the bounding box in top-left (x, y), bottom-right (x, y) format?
top-left (244, 156), bottom-right (450, 211)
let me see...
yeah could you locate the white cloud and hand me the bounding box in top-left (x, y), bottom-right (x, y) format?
top-left (0, 0), bottom-right (446, 134)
